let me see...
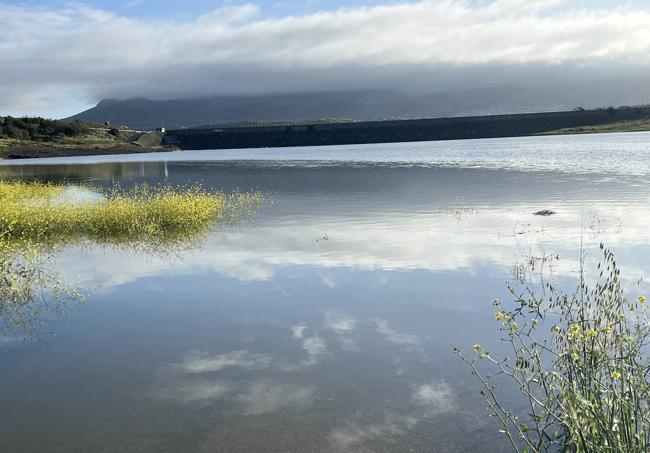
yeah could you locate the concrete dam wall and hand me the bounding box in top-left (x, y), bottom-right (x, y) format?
top-left (163, 107), bottom-right (650, 150)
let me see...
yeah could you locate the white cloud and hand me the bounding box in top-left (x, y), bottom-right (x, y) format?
top-left (287, 325), bottom-right (330, 367)
top-left (236, 379), bottom-right (314, 415)
top-left (323, 311), bottom-right (360, 351)
top-left (159, 378), bottom-right (236, 403)
top-left (174, 350), bottom-right (273, 374)
top-left (155, 347), bottom-right (314, 410)
top-left (323, 311), bottom-right (357, 333)
top-left (53, 188), bottom-right (647, 296)
top-left (150, 314), bottom-right (461, 422)
top-left (2, 1), bottom-right (650, 113)
top-left (327, 380), bottom-right (458, 450)
top-left (302, 335), bottom-right (326, 356)
top-left (412, 380), bottom-right (457, 416)
top-left (300, 335), bottom-right (329, 366)
top-left (374, 320), bottom-right (421, 347)
top-left (328, 414), bottom-right (419, 450)
top-left (291, 323), bottom-right (308, 339)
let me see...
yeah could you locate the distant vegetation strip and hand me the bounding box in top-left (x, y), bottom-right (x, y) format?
top-left (0, 116), bottom-right (169, 159)
top-left (0, 116), bottom-right (91, 141)
top-left (3, 105), bottom-right (650, 159)
top-left (540, 118), bottom-right (650, 135)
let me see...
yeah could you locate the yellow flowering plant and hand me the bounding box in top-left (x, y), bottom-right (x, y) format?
top-left (455, 244), bottom-right (650, 452)
top-left (0, 181), bottom-right (262, 339)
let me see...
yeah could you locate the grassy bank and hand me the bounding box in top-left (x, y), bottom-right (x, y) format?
top-left (540, 118), bottom-right (650, 136)
top-left (0, 116), bottom-right (170, 159)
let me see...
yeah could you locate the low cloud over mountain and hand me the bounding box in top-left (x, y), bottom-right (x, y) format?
top-left (2, 0), bottom-right (650, 117)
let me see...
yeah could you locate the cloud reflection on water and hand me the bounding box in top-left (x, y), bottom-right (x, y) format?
top-left (375, 319), bottom-right (421, 347)
top-left (2, 143), bottom-right (650, 451)
top-left (7, 150), bottom-right (650, 296)
top-left (237, 380), bottom-right (315, 416)
top-left (51, 200), bottom-right (647, 299)
top-left (175, 350), bottom-right (273, 374)
top-left (328, 414), bottom-right (420, 451)
top-left (153, 311), bottom-right (438, 431)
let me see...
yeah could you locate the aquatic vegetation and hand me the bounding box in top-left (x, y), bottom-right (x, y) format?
top-left (0, 180), bottom-right (262, 248)
top-left (0, 237), bottom-right (82, 337)
top-left (456, 244), bottom-right (650, 452)
top-left (0, 180), bottom-right (262, 338)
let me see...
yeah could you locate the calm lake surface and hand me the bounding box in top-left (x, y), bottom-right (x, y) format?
top-left (1, 133), bottom-right (650, 452)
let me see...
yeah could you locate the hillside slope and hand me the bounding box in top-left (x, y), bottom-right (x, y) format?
top-left (0, 116), bottom-right (165, 159)
top-left (70, 88), bottom-right (570, 130)
top-left (67, 79), bottom-right (650, 130)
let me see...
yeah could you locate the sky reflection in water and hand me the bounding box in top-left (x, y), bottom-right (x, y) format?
top-left (0, 135), bottom-right (649, 452)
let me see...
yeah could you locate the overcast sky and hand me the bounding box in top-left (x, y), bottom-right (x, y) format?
top-left (2, 0), bottom-right (650, 118)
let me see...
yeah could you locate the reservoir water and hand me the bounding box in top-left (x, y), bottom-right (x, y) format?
top-left (1, 133), bottom-right (650, 452)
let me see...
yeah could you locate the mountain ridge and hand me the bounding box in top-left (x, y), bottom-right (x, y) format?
top-left (67, 79), bottom-right (650, 130)
top-left (67, 88), bottom-right (565, 130)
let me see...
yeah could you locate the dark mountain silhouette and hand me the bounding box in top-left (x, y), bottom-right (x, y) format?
top-left (66, 88), bottom-right (553, 129)
top-left (67, 80), bottom-right (650, 130)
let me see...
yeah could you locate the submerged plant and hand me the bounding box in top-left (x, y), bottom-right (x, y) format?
top-left (455, 244), bottom-right (650, 452)
top-left (0, 237), bottom-right (83, 338)
top-left (0, 180), bottom-right (263, 338)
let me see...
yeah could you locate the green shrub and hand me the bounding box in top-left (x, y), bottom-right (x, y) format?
top-left (2, 124), bottom-right (30, 140)
top-left (60, 120), bottom-right (89, 137)
top-left (0, 116), bottom-right (92, 141)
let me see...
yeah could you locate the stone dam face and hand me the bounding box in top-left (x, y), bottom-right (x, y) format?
top-left (163, 107), bottom-right (650, 150)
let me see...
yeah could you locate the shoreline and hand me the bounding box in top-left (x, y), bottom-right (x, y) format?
top-left (0, 144), bottom-right (174, 160)
top-left (2, 127), bottom-right (650, 161)
top-left (3, 110), bottom-right (650, 160)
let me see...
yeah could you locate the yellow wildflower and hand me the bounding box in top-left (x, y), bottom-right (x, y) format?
top-left (473, 344), bottom-right (481, 352)
top-left (612, 370), bottom-right (622, 380)
top-left (572, 351), bottom-right (580, 360)
top-left (587, 328), bottom-right (598, 338)
top-left (495, 311), bottom-right (506, 321)
top-left (568, 325), bottom-right (581, 341)
top-left (605, 326), bottom-right (613, 334)
top-left (639, 295), bottom-right (646, 303)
